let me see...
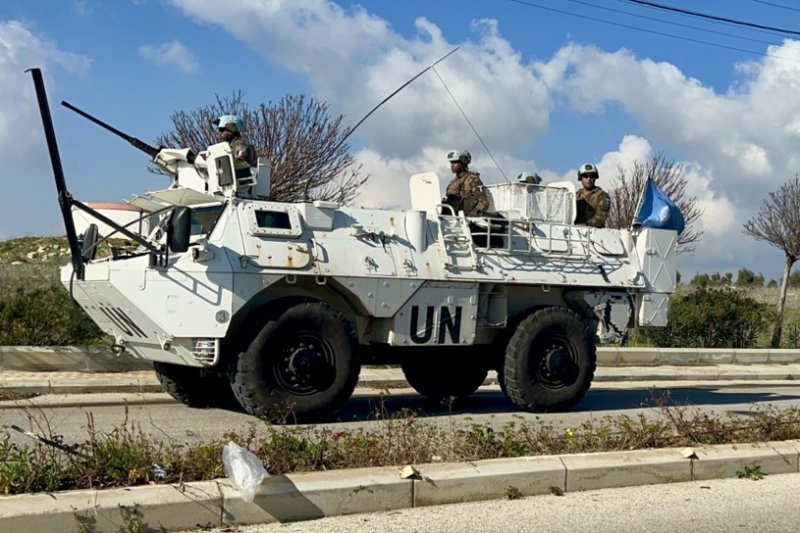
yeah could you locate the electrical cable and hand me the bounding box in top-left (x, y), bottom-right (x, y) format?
top-left (624, 0), bottom-right (800, 37)
top-left (505, 0), bottom-right (800, 65)
top-left (565, 0), bottom-right (800, 50)
top-left (751, 0), bottom-right (800, 14)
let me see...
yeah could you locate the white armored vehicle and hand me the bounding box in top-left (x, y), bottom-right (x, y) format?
top-left (31, 69), bottom-right (678, 420)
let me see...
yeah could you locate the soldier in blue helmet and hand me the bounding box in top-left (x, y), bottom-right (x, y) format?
top-left (517, 172), bottom-right (542, 185)
top-left (574, 163), bottom-right (610, 228)
top-left (217, 114), bottom-right (257, 174)
top-left (443, 149), bottom-right (488, 216)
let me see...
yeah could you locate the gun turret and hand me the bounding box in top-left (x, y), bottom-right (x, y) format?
top-left (61, 101), bottom-right (161, 159)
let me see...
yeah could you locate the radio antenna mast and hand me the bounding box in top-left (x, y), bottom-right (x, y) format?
top-left (303, 47), bottom-right (460, 200)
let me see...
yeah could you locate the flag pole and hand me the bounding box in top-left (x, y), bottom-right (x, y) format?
top-left (630, 177), bottom-right (650, 230)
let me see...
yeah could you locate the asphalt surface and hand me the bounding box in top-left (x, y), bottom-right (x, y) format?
top-left (2, 359), bottom-right (800, 532)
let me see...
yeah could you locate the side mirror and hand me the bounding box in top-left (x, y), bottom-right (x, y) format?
top-left (167, 206), bottom-right (191, 253)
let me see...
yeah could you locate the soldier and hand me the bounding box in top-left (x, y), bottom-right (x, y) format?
top-left (574, 163), bottom-right (610, 228)
top-left (216, 115), bottom-right (257, 174)
top-left (517, 172), bottom-right (542, 185)
top-left (443, 149), bottom-right (489, 216)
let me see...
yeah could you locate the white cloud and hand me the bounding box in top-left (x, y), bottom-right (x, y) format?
top-left (0, 21), bottom-right (90, 152)
top-left (165, 1), bottom-right (800, 278)
top-left (139, 40), bottom-right (198, 73)
top-left (169, 1), bottom-right (552, 158)
top-left (0, 20), bottom-right (90, 238)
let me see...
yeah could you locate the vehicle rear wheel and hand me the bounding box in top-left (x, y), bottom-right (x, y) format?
top-left (502, 307), bottom-right (596, 412)
top-left (401, 349), bottom-right (489, 403)
top-left (230, 300), bottom-right (360, 422)
top-left (153, 361), bottom-right (234, 408)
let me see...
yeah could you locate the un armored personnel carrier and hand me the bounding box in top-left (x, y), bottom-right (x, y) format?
top-left (30, 69), bottom-right (677, 421)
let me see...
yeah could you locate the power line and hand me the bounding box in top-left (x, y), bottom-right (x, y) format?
top-left (751, 0), bottom-right (800, 14)
top-left (625, 0), bottom-right (800, 37)
top-left (505, 0), bottom-right (800, 65)
top-left (565, 0), bottom-right (800, 51)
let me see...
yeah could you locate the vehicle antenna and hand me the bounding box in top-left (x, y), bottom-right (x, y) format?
top-left (432, 65), bottom-right (510, 183)
top-left (303, 47), bottom-right (460, 201)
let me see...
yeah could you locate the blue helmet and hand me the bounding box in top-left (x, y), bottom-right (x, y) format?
top-left (577, 163), bottom-right (599, 180)
top-left (517, 172), bottom-right (542, 184)
top-left (447, 149), bottom-right (472, 166)
top-left (217, 115), bottom-right (245, 134)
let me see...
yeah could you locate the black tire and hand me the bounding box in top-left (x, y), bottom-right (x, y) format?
top-left (230, 300), bottom-right (360, 422)
top-left (153, 362), bottom-right (235, 408)
top-left (503, 307), bottom-right (596, 412)
top-left (401, 349), bottom-right (489, 403)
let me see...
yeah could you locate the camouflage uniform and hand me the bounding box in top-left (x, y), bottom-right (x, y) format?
top-left (230, 138), bottom-right (257, 174)
top-left (575, 186), bottom-right (610, 228)
top-left (445, 170), bottom-right (489, 216)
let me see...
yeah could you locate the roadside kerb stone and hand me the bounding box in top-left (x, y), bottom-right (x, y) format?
top-left (691, 441), bottom-right (800, 480)
top-left (561, 448), bottom-right (693, 492)
top-left (0, 371), bottom-right (162, 396)
top-left (766, 350), bottom-right (800, 365)
top-left (4, 347), bottom-right (800, 373)
top-left (412, 456), bottom-right (565, 506)
top-left (2, 442), bottom-right (799, 532)
top-left (736, 349), bottom-right (772, 365)
top-left (225, 466), bottom-right (412, 524)
top-left (0, 480), bottom-right (226, 533)
top-left (0, 346), bottom-right (150, 372)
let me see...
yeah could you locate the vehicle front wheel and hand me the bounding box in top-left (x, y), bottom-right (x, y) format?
top-left (502, 307), bottom-right (596, 412)
top-left (230, 300), bottom-right (360, 422)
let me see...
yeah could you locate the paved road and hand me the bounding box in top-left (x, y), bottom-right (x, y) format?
top-left (178, 473), bottom-right (800, 533)
top-left (2, 381), bottom-right (800, 445)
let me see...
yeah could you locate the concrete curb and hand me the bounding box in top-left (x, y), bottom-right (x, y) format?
top-left (2, 365), bottom-right (800, 399)
top-left (1, 441), bottom-right (798, 532)
top-left (3, 346), bottom-right (800, 373)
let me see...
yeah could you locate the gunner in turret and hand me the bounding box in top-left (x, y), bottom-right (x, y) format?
top-left (216, 115), bottom-right (257, 174)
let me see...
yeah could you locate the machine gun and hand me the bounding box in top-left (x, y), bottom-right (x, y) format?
top-left (61, 101), bottom-right (161, 159)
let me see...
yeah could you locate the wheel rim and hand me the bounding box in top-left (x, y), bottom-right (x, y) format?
top-left (532, 332), bottom-right (579, 389)
top-left (273, 331), bottom-right (336, 395)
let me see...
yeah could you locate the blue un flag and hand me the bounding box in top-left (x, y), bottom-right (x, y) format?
top-left (633, 178), bottom-right (685, 234)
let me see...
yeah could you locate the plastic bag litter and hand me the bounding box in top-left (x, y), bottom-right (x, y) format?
top-left (222, 441), bottom-right (269, 502)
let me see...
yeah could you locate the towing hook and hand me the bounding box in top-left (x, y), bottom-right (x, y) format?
top-left (111, 342), bottom-right (127, 355)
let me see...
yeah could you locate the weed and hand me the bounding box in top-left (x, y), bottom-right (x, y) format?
top-left (505, 485), bottom-right (522, 500)
top-left (736, 464), bottom-right (765, 481)
top-left (549, 486), bottom-right (564, 496)
top-left (4, 399), bottom-right (800, 496)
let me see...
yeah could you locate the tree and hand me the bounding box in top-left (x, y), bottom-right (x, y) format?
top-left (606, 152), bottom-right (703, 253)
top-left (154, 92), bottom-right (367, 204)
top-left (643, 287), bottom-right (772, 348)
top-left (742, 176), bottom-right (800, 347)
top-left (735, 268), bottom-right (764, 287)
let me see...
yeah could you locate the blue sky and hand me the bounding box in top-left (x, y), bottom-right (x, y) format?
top-left (3, 0), bottom-right (800, 281)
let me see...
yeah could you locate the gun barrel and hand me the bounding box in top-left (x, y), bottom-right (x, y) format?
top-left (61, 101), bottom-right (160, 159)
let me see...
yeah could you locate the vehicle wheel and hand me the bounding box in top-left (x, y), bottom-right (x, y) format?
top-left (153, 361), bottom-right (234, 408)
top-left (503, 307), bottom-right (596, 412)
top-left (230, 300), bottom-right (360, 422)
top-left (401, 349), bottom-right (489, 403)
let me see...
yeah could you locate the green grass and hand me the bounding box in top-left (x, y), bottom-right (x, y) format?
top-left (0, 236), bottom-right (133, 346)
